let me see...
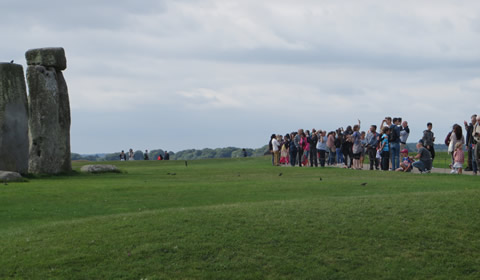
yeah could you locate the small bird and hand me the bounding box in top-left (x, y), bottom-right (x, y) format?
top-left (361, 182), bottom-right (368, 186)
top-left (319, 177), bottom-right (323, 181)
top-left (185, 161), bottom-right (188, 167)
top-left (278, 172), bottom-right (283, 176)
top-left (171, 173), bottom-right (176, 175)
top-left (167, 172), bottom-right (171, 175)
top-left (10, 60), bottom-right (14, 63)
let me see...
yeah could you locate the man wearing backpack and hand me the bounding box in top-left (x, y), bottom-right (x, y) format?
top-left (294, 129), bottom-right (304, 167)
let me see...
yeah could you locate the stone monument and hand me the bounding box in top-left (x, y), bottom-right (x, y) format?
top-left (26, 47), bottom-right (71, 174)
top-left (0, 62), bottom-right (29, 174)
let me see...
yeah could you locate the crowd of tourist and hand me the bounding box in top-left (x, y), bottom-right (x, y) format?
top-left (269, 115), bottom-right (480, 175)
top-left (119, 149), bottom-right (170, 161)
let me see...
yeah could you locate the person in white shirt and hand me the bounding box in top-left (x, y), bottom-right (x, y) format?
top-left (271, 135), bottom-right (281, 166)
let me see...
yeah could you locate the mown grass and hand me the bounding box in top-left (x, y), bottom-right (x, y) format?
top-left (0, 155), bottom-right (479, 279)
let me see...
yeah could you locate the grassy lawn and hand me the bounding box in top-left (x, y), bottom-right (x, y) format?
top-left (1, 155), bottom-right (479, 279)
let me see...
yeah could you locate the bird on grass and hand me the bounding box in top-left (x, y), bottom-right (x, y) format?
top-left (360, 182), bottom-right (368, 186)
top-left (319, 177), bottom-right (323, 181)
top-left (278, 172), bottom-right (283, 176)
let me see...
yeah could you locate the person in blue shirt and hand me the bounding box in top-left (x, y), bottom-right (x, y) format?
top-left (379, 127), bottom-right (390, 171)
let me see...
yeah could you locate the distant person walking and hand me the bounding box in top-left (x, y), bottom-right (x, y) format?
top-left (422, 122), bottom-right (435, 161)
top-left (144, 150), bottom-right (149, 160)
top-left (164, 150), bottom-right (170, 160)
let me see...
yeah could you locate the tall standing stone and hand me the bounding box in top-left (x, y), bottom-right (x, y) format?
top-left (0, 63), bottom-right (29, 174)
top-left (26, 48), bottom-right (71, 174)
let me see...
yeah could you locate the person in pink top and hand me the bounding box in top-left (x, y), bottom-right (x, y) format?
top-left (452, 142), bottom-right (465, 174)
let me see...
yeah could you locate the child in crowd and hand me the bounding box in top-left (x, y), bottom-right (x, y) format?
top-left (280, 141), bottom-right (289, 165)
top-left (452, 142), bottom-right (464, 174)
top-left (396, 149), bottom-right (413, 172)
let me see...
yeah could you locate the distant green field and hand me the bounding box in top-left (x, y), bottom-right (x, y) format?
top-left (1, 156), bottom-right (479, 279)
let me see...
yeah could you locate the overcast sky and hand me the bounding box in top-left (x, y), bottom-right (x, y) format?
top-left (2, 0), bottom-right (480, 153)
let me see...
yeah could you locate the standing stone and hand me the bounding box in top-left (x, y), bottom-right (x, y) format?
top-left (26, 48), bottom-right (71, 174)
top-left (0, 63), bottom-right (29, 174)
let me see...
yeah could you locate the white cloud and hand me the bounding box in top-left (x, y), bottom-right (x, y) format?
top-left (2, 0), bottom-right (480, 153)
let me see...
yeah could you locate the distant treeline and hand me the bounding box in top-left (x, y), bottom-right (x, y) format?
top-left (72, 143), bottom-right (447, 162)
top-left (72, 146), bottom-right (270, 162)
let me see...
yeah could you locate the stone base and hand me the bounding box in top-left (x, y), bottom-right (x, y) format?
top-left (80, 165), bottom-right (120, 173)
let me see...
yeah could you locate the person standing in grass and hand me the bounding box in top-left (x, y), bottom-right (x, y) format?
top-left (422, 122), bottom-right (436, 161)
top-left (366, 125), bottom-right (379, 170)
top-left (144, 150), bottom-right (149, 160)
top-left (269, 134), bottom-right (276, 166)
top-left (164, 150), bottom-right (170, 160)
top-left (464, 114), bottom-right (477, 171)
top-left (400, 120), bottom-right (410, 151)
top-left (389, 118), bottom-right (401, 171)
top-left (128, 149), bottom-right (135, 160)
top-left (412, 141), bottom-right (432, 173)
top-left (289, 132), bottom-right (298, 167)
top-left (448, 124), bottom-right (464, 170)
top-left (473, 115), bottom-right (480, 175)
top-left (294, 129), bottom-right (304, 167)
top-left (360, 131), bottom-right (367, 169)
top-left (271, 135), bottom-right (281, 166)
top-left (119, 150), bottom-right (127, 161)
top-left (452, 142), bottom-right (465, 174)
top-left (379, 126), bottom-right (390, 171)
top-left (327, 131), bottom-right (336, 165)
top-left (317, 130), bottom-right (328, 167)
top-left (335, 129), bottom-right (344, 166)
top-left (342, 126), bottom-right (354, 168)
top-left (352, 121), bottom-right (363, 170)
top-left (308, 129), bottom-right (318, 167)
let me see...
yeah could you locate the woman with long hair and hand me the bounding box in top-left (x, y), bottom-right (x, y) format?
top-left (449, 124), bottom-right (465, 170)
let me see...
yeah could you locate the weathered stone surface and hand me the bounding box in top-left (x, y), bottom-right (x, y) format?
top-left (0, 170), bottom-right (23, 182)
top-left (80, 165), bottom-right (119, 173)
top-left (27, 64), bottom-right (71, 174)
top-left (25, 48), bottom-right (67, 71)
top-left (0, 63), bottom-right (29, 174)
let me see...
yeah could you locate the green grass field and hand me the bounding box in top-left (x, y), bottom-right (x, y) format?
top-left (1, 155), bottom-right (479, 279)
